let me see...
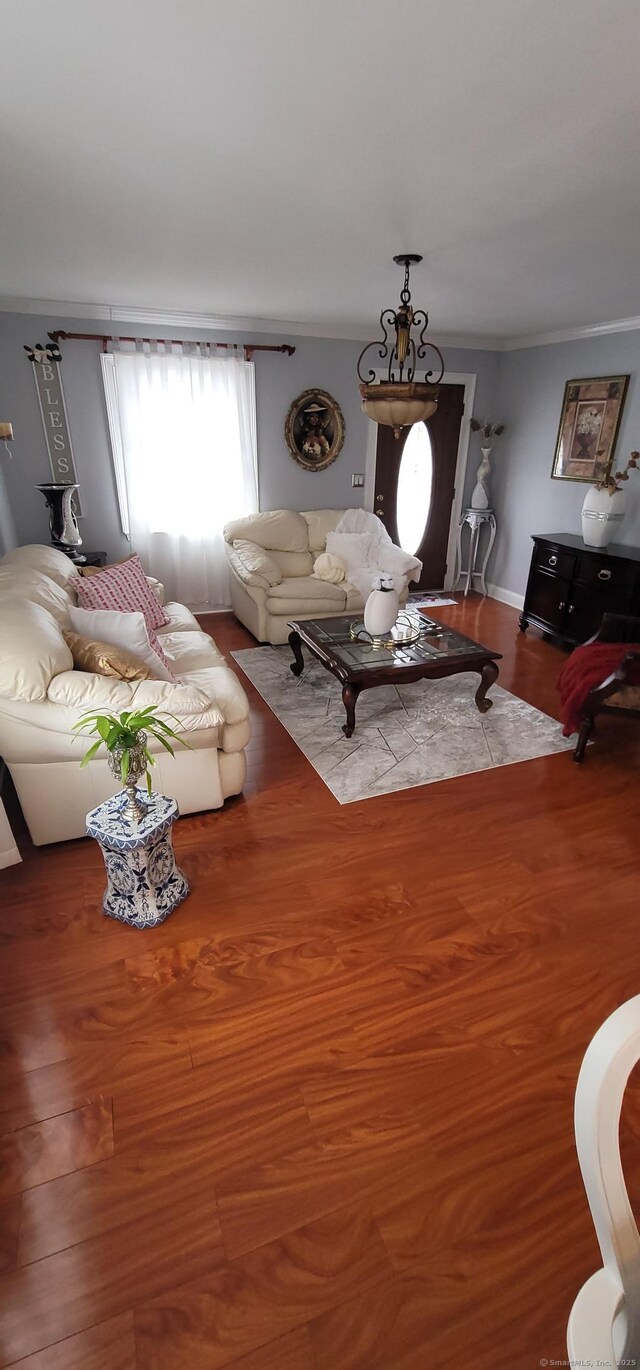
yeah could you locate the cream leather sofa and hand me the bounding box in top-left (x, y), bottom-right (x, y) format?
top-left (224, 509), bottom-right (419, 645)
top-left (0, 545), bottom-right (251, 845)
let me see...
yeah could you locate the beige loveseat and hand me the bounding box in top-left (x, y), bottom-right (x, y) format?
top-left (0, 545), bottom-right (251, 845)
top-left (224, 509), bottom-right (420, 645)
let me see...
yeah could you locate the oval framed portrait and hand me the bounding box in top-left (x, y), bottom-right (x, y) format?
top-left (285, 388), bottom-right (345, 472)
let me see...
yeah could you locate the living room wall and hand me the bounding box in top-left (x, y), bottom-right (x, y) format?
top-left (0, 309), bottom-right (498, 564)
top-left (490, 327), bottom-right (640, 602)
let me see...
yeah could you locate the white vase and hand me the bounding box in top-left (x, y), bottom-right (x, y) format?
top-left (581, 485), bottom-right (626, 548)
top-left (470, 447), bottom-right (492, 510)
top-left (364, 584), bottom-right (399, 637)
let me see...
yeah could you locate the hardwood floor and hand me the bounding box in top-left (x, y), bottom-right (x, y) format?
top-left (1, 596), bottom-right (639, 1368)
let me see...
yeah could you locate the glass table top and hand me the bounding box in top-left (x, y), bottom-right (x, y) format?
top-left (289, 612), bottom-right (499, 673)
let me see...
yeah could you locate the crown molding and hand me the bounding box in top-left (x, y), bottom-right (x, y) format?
top-left (0, 295), bottom-right (638, 351)
top-left (501, 314), bottom-right (640, 350)
top-left (0, 296), bottom-right (114, 321)
top-left (0, 295), bottom-right (500, 350)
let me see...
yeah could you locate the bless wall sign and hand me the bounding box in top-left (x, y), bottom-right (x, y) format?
top-left (24, 342), bottom-right (82, 513)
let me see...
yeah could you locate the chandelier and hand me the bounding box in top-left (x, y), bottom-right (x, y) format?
top-left (357, 254), bottom-right (444, 438)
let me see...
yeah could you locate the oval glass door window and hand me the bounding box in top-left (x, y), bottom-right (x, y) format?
top-left (396, 424), bottom-right (433, 555)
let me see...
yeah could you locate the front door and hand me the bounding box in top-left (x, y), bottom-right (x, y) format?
top-left (373, 383), bottom-right (465, 590)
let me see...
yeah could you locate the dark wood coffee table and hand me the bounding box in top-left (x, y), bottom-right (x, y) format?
top-left (287, 613), bottom-right (502, 737)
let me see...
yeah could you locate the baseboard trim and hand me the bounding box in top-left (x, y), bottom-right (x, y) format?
top-left (487, 583), bottom-right (525, 611)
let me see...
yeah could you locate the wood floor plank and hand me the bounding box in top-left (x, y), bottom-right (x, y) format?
top-left (0, 1179), bottom-right (223, 1364)
top-left (5, 1312), bottom-right (136, 1370)
top-left (19, 1142), bottom-right (226, 1266)
top-left (223, 1326), bottom-right (317, 1370)
top-left (133, 1204), bottom-right (391, 1370)
top-left (113, 1077), bottom-right (315, 1182)
top-left (311, 1161), bottom-right (591, 1370)
top-left (1, 949), bottom-right (343, 1082)
top-left (0, 1035), bottom-right (192, 1135)
top-left (0, 1195), bottom-right (21, 1274)
top-left (0, 1099), bottom-right (113, 1202)
top-left (216, 1116), bottom-right (433, 1259)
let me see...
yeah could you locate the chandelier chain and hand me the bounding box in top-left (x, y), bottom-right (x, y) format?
top-left (400, 262), bottom-right (412, 307)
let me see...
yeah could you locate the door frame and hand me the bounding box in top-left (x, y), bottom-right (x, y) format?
top-left (363, 370), bottom-right (477, 591)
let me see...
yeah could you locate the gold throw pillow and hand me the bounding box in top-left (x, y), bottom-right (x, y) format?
top-left (63, 630), bottom-right (152, 681)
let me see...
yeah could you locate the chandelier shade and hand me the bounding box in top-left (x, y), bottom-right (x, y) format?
top-left (357, 254), bottom-right (444, 438)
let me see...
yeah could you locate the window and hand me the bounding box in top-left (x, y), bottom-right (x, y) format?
top-left (396, 423), bottom-right (433, 556)
top-left (101, 345), bottom-right (258, 607)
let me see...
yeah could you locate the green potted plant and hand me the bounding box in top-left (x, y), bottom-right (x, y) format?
top-left (74, 707), bottom-right (191, 821)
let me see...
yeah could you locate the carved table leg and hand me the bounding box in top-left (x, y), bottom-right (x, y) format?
top-left (574, 715), bottom-right (594, 763)
top-left (341, 683), bottom-right (361, 737)
top-left (288, 629), bottom-right (305, 677)
top-left (474, 660), bottom-right (499, 713)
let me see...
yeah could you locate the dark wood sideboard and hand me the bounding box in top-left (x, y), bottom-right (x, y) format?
top-left (519, 534), bottom-right (640, 647)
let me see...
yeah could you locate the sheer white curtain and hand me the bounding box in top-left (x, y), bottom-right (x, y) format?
top-left (101, 345), bottom-right (258, 607)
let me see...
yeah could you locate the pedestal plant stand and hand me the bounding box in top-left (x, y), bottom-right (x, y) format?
top-left (75, 707), bottom-right (191, 927)
top-left (86, 791), bottom-right (188, 928)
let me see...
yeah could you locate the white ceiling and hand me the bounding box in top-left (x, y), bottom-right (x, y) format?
top-left (2, 0), bottom-right (640, 341)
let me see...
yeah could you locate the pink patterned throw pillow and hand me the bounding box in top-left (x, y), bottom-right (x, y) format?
top-left (75, 553), bottom-right (169, 632)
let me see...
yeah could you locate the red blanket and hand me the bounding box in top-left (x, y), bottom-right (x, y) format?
top-left (557, 642), bottom-right (640, 735)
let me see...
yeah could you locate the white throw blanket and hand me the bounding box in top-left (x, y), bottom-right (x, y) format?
top-left (329, 509), bottom-right (422, 599)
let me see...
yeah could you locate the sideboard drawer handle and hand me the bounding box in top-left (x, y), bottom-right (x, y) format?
top-left (598, 568), bottom-right (612, 581)
top-left (548, 555), bottom-right (558, 566)
top-left (559, 600), bottom-right (565, 611)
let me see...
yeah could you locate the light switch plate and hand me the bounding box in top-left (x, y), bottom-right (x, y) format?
top-left (351, 473), bottom-right (365, 487)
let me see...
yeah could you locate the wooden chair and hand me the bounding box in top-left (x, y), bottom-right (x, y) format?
top-left (568, 996), bottom-right (640, 1367)
top-left (574, 613), bottom-right (640, 762)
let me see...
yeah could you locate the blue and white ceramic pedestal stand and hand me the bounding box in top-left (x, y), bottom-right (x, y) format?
top-left (86, 790), bottom-right (188, 929)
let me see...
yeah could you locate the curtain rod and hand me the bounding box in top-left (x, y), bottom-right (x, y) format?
top-left (47, 330), bottom-right (296, 362)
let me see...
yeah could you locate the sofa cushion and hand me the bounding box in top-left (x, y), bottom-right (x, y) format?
top-left (75, 552), bottom-right (169, 632)
top-left (0, 543), bottom-right (81, 590)
top-left (157, 602), bottom-right (202, 634)
top-left (0, 567), bottom-right (73, 625)
top-left (301, 510), bottom-right (344, 552)
top-left (344, 582), bottom-right (367, 611)
top-left (46, 670), bottom-right (224, 730)
top-left (266, 577), bottom-right (347, 616)
top-left (224, 510), bottom-right (309, 554)
top-left (0, 598), bottom-right (73, 701)
top-left (179, 664), bottom-right (249, 726)
top-left (269, 550), bottom-right (314, 578)
top-left (265, 575), bottom-right (345, 604)
top-left (159, 629), bottom-right (226, 673)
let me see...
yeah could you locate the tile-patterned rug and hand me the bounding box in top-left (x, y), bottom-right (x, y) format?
top-left (232, 646), bottom-right (574, 804)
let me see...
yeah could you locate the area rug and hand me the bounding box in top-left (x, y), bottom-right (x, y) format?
top-left (232, 646), bottom-right (574, 804)
top-left (407, 593), bottom-right (457, 607)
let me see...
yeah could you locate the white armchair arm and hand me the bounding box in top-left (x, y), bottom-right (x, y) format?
top-left (227, 539), bottom-right (282, 590)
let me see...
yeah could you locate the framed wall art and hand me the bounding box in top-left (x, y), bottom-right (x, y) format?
top-left (551, 374), bottom-right (629, 484)
top-left (285, 389), bottom-right (345, 472)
